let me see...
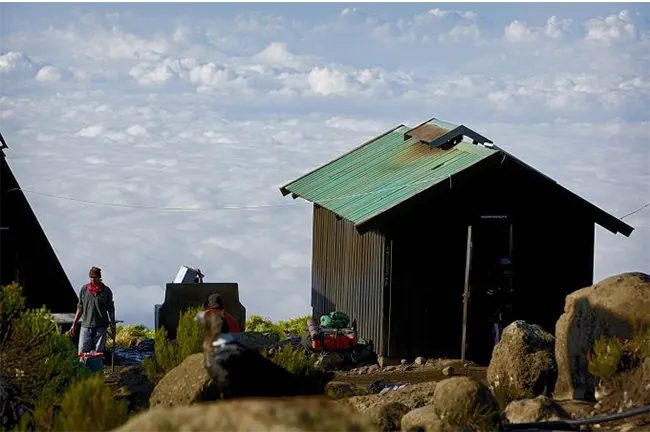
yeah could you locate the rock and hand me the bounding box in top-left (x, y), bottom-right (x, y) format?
top-left (347, 381), bottom-right (438, 412)
top-left (136, 339), bottom-right (155, 351)
top-left (107, 365), bottom-right (154, 413)
top-left (442, 366), bottom-right (455, 377)
top-left (401, 359), bottom-right (409, 365)
top-left (431, 377), bottom-right (500, 430)
top-left (365, 402), bottom-right (410, 432)
top-left (400, 405), bottom-right (461, 432)
top-left (487, 320), bottom-right (557, 398)
top-left (554, 272), bottom-right (650, 400)
top-left (385, 365), bottom-right (398, 372)
top-left (320, 352), bottom-right (346, 371)
top-left (231, 332), bottom-right (279, 351)
top-left (115, 396), bottom-right (378, 432)
top-left (504, 395), bottom-right (570, 423)
top-left (325, 381), bottom-right (368, 400)
top-left (129, 337), bottom-right (145, 348)
top-left (415, 357), bottom-right (427, 366)
top-left (149, 353), bottom-right (219, 408)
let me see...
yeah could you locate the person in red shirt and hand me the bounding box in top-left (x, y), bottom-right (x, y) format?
top-left (205, 293), bottom-right (240, 334)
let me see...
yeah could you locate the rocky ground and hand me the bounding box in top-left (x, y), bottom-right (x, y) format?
top-left (104, 272), bottom-right (650, 432)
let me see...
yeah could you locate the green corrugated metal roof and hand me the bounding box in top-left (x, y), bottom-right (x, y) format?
top-left (280, 121), bottom-right (498, 226)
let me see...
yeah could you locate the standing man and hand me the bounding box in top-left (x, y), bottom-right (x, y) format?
top-left (70, 266), bottom-right (116, 354)
top-left (485, 257), bottom-right (514, 345)
top-left (205, 293), bottom-right (240, 334)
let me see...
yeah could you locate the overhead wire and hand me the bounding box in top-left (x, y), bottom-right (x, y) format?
top-left (7, 187), bottom-right (650, 221)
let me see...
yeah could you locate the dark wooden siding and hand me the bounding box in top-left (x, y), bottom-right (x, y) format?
top-left (1, 154), bottom-right (78, 313)
top-left (311, 205), bottom-right (387, 353)
top-left (382, 159), bottom-right (597, 363)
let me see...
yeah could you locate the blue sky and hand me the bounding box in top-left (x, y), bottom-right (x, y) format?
top-left (1, 2), bottom-right (648, 327)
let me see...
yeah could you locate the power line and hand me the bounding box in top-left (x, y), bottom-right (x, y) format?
top-left (620, 202), bottom-right (650, 220)
top-left (8, 187), bottom-right (650, 221)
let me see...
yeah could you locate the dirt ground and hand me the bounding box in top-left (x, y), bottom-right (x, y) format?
top-left (335, 365), bottom-right (487, 388)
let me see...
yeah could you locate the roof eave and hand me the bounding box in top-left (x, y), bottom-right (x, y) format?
top-left (495, 146), bottom-right (635, 238)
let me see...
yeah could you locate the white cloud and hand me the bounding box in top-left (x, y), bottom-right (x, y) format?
top-left (584, 10), bottom-right (637, 44)
top-left (0, 51), bottom-right (37, 75)
top-left (0, 4), bottom-right (647, 327)
top-left (35, 65), bottom-right (61, 83)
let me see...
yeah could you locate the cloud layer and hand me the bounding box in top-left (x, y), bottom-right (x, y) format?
top-left (1, 4), bottom-right (648, 327)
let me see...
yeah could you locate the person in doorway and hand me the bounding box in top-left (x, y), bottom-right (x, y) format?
top-left (485, 257), bottom-right (514, 345)
top-left (70, 266), bottom-right (116, 354)
top-left (205, 293), bottom-right (240, 334)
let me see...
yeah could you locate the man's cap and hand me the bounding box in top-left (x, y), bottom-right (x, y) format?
top-left (89, 266), bottom-right (102, 278)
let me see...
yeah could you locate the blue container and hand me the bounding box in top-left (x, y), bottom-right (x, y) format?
top-left (78, 353), bottom-right (104, 372)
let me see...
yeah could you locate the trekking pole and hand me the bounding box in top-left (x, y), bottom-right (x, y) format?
top-left (111, 329), bottom-right (116, 373)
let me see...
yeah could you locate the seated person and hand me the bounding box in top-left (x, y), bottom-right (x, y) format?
top-left (205, 293), bottom-right (240, 334)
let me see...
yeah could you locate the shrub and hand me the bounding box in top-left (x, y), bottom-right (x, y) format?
top-left (245, 314), bottom-right (281, 338)
top-left (245, 314), bottom-right (312, 339)
top-left (142, 306), bottom-right (204, 384)
top-left (52, 375), bottom-right (129, 431)
top-left (15, 385), bottom-right (128, 432)
top-left (114, 324), bottom-right (154, 348)
top-left (276, 315), bottom-right (312, 338)
top-left (587, 324), bottom-right (650, 381)
top-left (263, 344), bottom-right (322, 377)
top-left (587, 336), bottom-right (622, 380)
top-left (0, 283), bottom-right (89, 430)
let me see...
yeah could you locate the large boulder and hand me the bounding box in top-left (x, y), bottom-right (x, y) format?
top-left (487, 320), bottom-right (557, 397)
top-left (400, 405), bottom-right (462, 432)
top-left (346, 381), bottom-right (438, 412)
top-left (431, 377), bottom-right (500, 430)
top-left (149, 353), bottom-right (219, 408)
top-left (365, 402), bottom-right (411, 432)
top-left (554, 272), bottom-right (650, 400)
top-left (504, 395), bottom-right (569, 424)
top-left (113, 396), bottom-right (377, 431)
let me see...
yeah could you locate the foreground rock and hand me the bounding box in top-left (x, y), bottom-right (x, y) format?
top-left (400, 405), bottom-right (462, 432)
top-left (487, 320), bottom-right (556, 398)
top-left (149, 353), bottom-right (219, 408)
top-left (114, 396), bottom-right (377, 432)
top-left (554, 272), bottom-right (650, 400)
top-left (366, 402), bottom-right (411, 432)
top-left (504, 395), bottom-right (569, 423)
top-left (432, 377), bottom-right (500, 430)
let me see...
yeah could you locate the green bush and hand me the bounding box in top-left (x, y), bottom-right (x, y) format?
top-left (263, 344), bottom-right (322, 377)
top-left (52, 375), bottom-right (129, 431)
top-left (587, 324), bottom-right (649, 381)
top-left (14, 375), bottom-right (132, 432)
top-left (114, 324), bottom-right (154, 348)
top-left (245, 314), bottom-right (311, 339)
top-left (0, 282), bottom-right (89, 430)
top-left (587, 336), bottom-right (622, 380)
top-left (142, 306), bottom-right (204, 384)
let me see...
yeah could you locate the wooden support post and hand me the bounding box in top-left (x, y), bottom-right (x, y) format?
top-left (461, 224), bottom-right (473, 363)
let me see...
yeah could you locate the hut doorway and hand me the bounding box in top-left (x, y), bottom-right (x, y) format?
top-left (462, 215), bottom-right (514, 365)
